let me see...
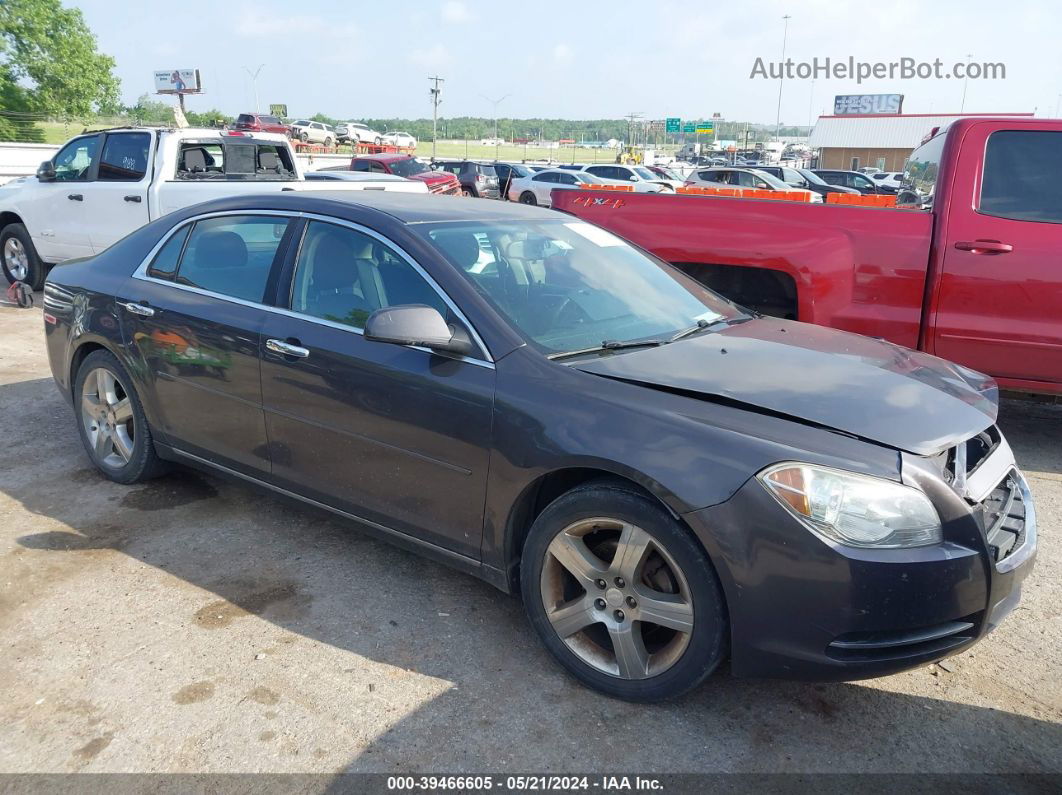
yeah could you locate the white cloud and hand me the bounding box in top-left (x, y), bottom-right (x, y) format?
top-left (552, 43), bottom-right (573, 66)
top-left (235, 5), bottom-right (358, 38)
top-left (409, 43), bottom-right (453, 70)
top-left (441, 1), bottom-right (472, 22)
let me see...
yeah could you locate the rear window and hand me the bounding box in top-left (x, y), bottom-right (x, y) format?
top-left (905, 133), bottom-right (946, 203)
top-left (237, 114), bottom-right (254, 124)
top-left (176, 141), bottom-right (295, 180)
top-left (980, 130), bottom-right (1062, 223)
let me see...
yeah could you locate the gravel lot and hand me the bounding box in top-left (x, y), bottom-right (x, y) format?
top-left (0, 299), bottom-right (1059, 775)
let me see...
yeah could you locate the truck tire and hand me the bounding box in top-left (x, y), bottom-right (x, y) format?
top-left (1, 223), bottom-right (47, 291)
top-left (324, 137), bottom-right (334, 148)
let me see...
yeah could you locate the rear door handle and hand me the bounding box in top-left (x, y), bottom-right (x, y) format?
top-left (68, 194), bottom-right (83, 201)
top-left (266, 338), bottom-right (310, 358)
top-left (954, 240), bottom-right (1013, 254)
top-left (118, 301), bottom-right (155, 317)
top-left (124, 195), bottom-right (142, 203)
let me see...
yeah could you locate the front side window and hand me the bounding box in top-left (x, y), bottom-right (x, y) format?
top-left (423, 220), bottom-right (742, 355)
top-left (290, 221), bottom-right (448, 329)
top-left (52, 135), bottom-right (99, 181)
top-left (98, 132), bottom-right (151, 181)
top-left (175, 215), bottom-right (289, 302)
top-left (979, 130), bottom-right (1062, 222)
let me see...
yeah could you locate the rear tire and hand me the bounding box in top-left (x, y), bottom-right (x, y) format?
top-left (521, 481), bottom-right (727, 701)
top-left (519, 191), bottom-right (537, 205)
top-left (462, 187), bottom-right (475, 197)
top-left (74, 350), bottom-right (169, 484)
top-left (324, 137), bottom-right (333, 148)
top-left (1, 223), bottom-right (46, 290)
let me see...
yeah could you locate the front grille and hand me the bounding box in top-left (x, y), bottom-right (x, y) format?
top-left (978, 472), bottom-right (1028, 564)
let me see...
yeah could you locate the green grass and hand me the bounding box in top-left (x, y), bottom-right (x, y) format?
top-left (31, 122), bottom-right (673, 164)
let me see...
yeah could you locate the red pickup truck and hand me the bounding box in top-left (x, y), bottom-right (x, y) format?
top-left (554, 116), bottom-right (1062, 395)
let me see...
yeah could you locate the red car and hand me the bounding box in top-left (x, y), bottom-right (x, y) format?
top-left (350, 154), bottom-right (460, 195)
top-left (233, 113), bottom-right (291, 136)
top-left (556, 116), bottom-right (1062, 395)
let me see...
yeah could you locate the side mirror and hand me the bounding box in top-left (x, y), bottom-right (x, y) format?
top-left (37, 161), bottom-right (56, 182)
top-left (364, 305), bottom-right (474, 357)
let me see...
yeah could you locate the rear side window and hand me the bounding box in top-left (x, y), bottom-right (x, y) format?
top-left (981, 130), bottom-right (1062, 223)
top-left (98, 132), bottom-right (151, 181)
top-left (147, 225), bottom-right (190, 280)
top-left (174, 215), bottom-right (289, 302)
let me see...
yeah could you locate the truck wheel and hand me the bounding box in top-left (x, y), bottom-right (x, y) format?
top-left (324, 137), bottom-right (334, 149)
top-left (1, 223), bottom-right (46, 291)
top-left (374, 137), bottom-right (383, 146)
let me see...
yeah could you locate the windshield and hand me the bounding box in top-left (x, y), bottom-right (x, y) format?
top-left (654, 167), bottom-right (682, 181)
top-left (388, 158), bottom-right (429, 177)
top-left (573, 172), bottom-right (601, 184)
top-left (633, 167), bottom-right (658, 180)
top-left (798, 169), bottom-right (828, 186)
top-left (420, 220), bottom-right (742, 355)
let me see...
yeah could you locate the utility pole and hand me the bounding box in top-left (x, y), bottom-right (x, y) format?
top-left (244, 64), bottom-right (265, 113)
top-left (960, 54), bottom-right (972, 113)
top-left (480, 93), bottom-right (510, 142)
top-left (775, 15), bottom-right (791, 138)
top-left (429, 76), bottom-right (445, 160)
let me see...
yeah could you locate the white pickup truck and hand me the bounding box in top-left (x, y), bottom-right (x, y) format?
top-left (0, 126), bottom-right (424, 288)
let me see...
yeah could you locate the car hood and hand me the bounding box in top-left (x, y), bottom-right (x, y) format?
top-left (571, 318), bottom-right (997, 456)
top-left (413, 171), bottom-right (458, 185)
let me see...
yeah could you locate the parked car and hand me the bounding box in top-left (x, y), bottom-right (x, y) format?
top-left (349, 154), bottom-right (461, 195)
top-left (753, 165), bottom-right (860, 198)
top-left (289, 120), bottom-right (335, 147)
top-left (304, 170), bottom-right (428, 193)
top-left (870, 172), bottom-right (906, 193)
top-left (233, 113), bottom-right (290, 136)
top-left (44, 190), bottom-right (1035, 701)
top-left (492, 162), bottom-right (536, 199)
top-left (337, 122), bottom-right (384, 146)
top-left (382, 131), bottom-right (417, 148)
top-left (0, 128), bottom-right (397, 289)
top-left (433, 161), bottom-right (501, 199)
top-left (583, 164), bottom-right (679, 191)
top-left (812, 169), bottom-right (889, 194)
top-left (556, 116), bottom-right (1062, 395)
top-left (507, 168), bottom-right (605, 206)
top-left (646, 165), bottom-right (688, 184)
top-left (685, 167), bottom-right (823, 202)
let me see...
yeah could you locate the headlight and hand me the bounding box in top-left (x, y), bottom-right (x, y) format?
top-left (758, 463), bottom-right (942, 549)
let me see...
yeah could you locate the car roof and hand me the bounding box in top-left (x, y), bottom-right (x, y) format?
top-left (354, 153), bottom-right (414, 162)
top-left (179, 191), bottom-right (561, 225)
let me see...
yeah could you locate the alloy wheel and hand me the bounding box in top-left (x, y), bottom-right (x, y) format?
top-left (3, 237), bottom-right (29, 282)
top-left (540, 518), bottom-right (694, 680)
top-left (80, 367), bottom-right (135, 469)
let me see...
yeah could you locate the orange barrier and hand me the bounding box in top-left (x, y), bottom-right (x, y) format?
top-left (676, 185), bottom-right (811, 202)
top-left (582, 184), bottom-right (635, 192)
top-left (825, 192), bottom-right (897, 207)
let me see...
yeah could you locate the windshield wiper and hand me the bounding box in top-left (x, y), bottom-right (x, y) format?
top-left (669, 318), bottom-right (713, 342)
top-left (548, 338), bottom-right (667, 361)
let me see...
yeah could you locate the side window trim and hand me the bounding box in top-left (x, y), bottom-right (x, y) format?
top-left (133, 209), bottom-right (493, 365)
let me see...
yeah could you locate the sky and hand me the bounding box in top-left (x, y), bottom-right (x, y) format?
top-left (69, 0), bottom-right (1062, 124)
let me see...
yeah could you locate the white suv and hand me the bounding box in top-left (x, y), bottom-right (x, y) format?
top-left (336, 122), bottom-right (383, 145)
top-left (290, 120), bottom-right (335, 146)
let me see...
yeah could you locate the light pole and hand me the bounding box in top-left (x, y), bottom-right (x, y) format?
top-left (774, 15), bottom-right (791, 139)
top-left (480, 93), bottom-right (511, 142)
top-left (429, 76), bottom-right (444, 160)
top-left (960, 53), bottom-right (972, 113)
top-left (243, 64), bottom-right (265, 113)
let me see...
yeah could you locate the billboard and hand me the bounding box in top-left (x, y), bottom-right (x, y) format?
top-left (269, 104), bottom-right (288, 118)
top-left (154, 69), bottom-right (202, 95)
top-left (833, 94), bottom-right (903, 115)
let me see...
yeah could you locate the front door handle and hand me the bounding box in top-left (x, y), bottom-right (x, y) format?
top-left (124, 195), bottom-right (142, 203)
top-left (954, 240), bottom-right (1013, 254)
top-left (266, 338), bottom-right (310, 358)
top-left (118, 301), bottom-right (155, 317)
top-left (68, 193), bottom-right (83, 201)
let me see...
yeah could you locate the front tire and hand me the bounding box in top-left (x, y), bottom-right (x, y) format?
top-left (324, 137), bottom-right (333, 148)
top-left (74, 350), bottom-right (168, 484)
top-left (519, 191), bottom-right (537, 205)
top-left (521, 481), bottom-right (727, 701)
top-left (299, 131), bottom-right (309, 142)
top-left (1, 223), bottom-right (46, 290)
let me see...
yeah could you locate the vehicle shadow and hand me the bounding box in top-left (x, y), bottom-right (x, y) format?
top-left (2, 376), bottom-right (1060, 774)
